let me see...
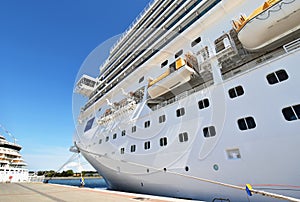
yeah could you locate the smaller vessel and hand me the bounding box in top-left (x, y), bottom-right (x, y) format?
top-left (0, 133), bottom-right (28, 183)
top-left (233, 0), bottom-right (300, 51)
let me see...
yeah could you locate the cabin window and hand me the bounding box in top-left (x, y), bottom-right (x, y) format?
top-left (105, 136), bottom-right (109, 142)
top-left (282, 104), bottom-right (300, 121)
top-left (120, 148), bottom-right (125, 154)
top-left (132, 126), bottom-right (136, 133)
top-left (175, 49), bottom-right (183, 58)
top-left (228, 85), bottom-right (244, 99)
top-left (198, 98), bottom-right (210, 109)
top-left (266, 69), bottom-right (289, 85)
top-left (203, 126), bottom-right (216, 138)
top-left (179, 132), bottom-right (188, 142)
top-left (191, 36), bottom-right (201, 47)
top-left (122, 130), bottom-right (126, 136)
top-left (139, 76), bottom-right (144, 83)
top-left (237, 117), bottom-right (256, 130)
top-left (99, 139), bottom-right (102, 144)
top-left (161, 60), bottom-right (168, 68)
top-left (159, 115), bottom-right (166, 123)
top-left (130, 145), bottom-right (136, 153)
top-left (113, 133), bottom-right (117, 139)
top-left (176, 107), bottom-right (185, 117)
top-left (169, 62), bottom-right (176, 72)
top-left (144, 120), bottom-right (151, 128)
top-left (84, 117), bottom-right (95, 132)
top-left (144, 141), bottom-right (151, 150)
top-left (160, 137), bottom-right (168, 147)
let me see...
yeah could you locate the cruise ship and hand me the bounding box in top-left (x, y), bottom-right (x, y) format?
top-left (0, 134), bottom-right (28, 183)
top-left (73, 0), bottom-right (300, 201)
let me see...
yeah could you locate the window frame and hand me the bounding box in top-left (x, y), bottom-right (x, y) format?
top-left (130, 145), bottom-right (136, 153)
top-left (144, 141), bottom-right (151, 150)
top-left (203, 126), bottom-right (216, 138)
top-left (144, 120), bottom-right (151, 128)
top-left (176, 107), bottom-right (185, 117)
top-left (266, 69), bottom-right (289, 85)
top-left (237, 116), bottom-right (257, 130)
top-left (113, 133), bottom-right (117, 139)
top-left (159, 115), bottom-right (166, 123)
top-left (191, 36), bottom-right (201, 47)
top-left (282, 104), bottom-right (300, 121)
top-left (121, 130), bottom-right (126, 136)
top-left (132, 126), bottom-right (136, 133)
top-left (175, 49), bottom-right (183, 58)
top-left (179, 132), bottom-right (188, 142)
top-left (228, 85), bottom-right (244, 99)
top-left (198, 98), bottom-right (210, 109)
top-left (159, 137), bottom-right (168, 147)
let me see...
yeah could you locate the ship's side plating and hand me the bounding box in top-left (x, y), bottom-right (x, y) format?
top-left (74, 0), bottom-right (300, 201)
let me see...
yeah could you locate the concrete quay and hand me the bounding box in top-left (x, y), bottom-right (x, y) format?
top-left (0, 183), bottom-right (204, 202)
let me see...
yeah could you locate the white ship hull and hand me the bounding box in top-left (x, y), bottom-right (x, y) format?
top-left (74, 0), bottom-right (300, 201)
top-left (0, 168), bottom-right (29, 183)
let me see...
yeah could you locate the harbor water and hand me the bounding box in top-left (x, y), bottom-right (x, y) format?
top-left (45, 177), bottom-right (107, 189)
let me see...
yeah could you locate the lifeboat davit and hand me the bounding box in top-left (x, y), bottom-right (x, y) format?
top-left (148, 58), bottom-right (195, 99)
top-left (233, 0), bottom-right (300, 51)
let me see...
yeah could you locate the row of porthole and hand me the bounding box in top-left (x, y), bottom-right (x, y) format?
top-left (107, 106), bottom-right (300, 156)
top-left (99, 114), bottom-right (258, 146)
top-left (139, 164), bottom-right (221, 187)
top-left (98, 69), bottom-right (294, 152)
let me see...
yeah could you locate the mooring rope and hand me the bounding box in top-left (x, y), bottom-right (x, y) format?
top-left (45, 153), bottom-right (79, 182)
top-left (78, 146), bottom-right (300, 202)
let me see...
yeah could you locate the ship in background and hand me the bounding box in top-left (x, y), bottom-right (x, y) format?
top-left (0, 132), bottom-right (28, 182)
top-left (73, 0), bottom-right (300, 201)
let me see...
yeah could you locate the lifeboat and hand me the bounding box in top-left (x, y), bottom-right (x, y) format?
top-left (233, 0), bottom-right (300, 51)
top-left (148, 58), bottom-right (195, 99)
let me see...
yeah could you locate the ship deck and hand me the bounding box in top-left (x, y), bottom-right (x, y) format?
top-left (0, 183), bottom-right (204, 202)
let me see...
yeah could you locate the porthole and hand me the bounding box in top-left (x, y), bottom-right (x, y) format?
top-left (203, 126), bottom-right (216, 138)
top-left (228, 86), bottom-right (244, 99)
top-left (282, 104), bottom-right (300, 121)
top-left (237, 117), bottom-right (256, 130)
top-left (266, 69), bottom-right (289, 85)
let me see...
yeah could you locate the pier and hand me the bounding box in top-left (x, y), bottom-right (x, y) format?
top-left (0, 183), bottom-right (203, 202)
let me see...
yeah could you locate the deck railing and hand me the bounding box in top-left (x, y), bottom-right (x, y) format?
top-left (283, 38), bottom-right (300, 53)
top-left (109, 0), bottom-right (157, 55)
top-left (151, 80), bottom-right (213, 111)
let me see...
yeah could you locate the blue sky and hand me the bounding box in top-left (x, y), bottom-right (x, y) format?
top-left (0, 0), bottom-right (150, 171)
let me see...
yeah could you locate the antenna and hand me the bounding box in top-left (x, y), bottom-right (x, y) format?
top-left (0, 123), bottom-right (17, 144)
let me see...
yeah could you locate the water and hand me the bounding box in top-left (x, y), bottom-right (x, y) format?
top-left (45, 178), bottom-right (107, 189)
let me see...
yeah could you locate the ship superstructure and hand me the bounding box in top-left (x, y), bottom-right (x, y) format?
top-left (0, 135), bottom-right (28, 182)
top-left (73, 0), bottom-right (300, 201)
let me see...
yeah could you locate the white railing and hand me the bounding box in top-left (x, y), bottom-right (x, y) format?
top-left (151, 81), bottom-right (213, 111)
top-left (99, 0), bottom-right (157, 74)
top-left (109, 0), bottom-right (157, 55)
top-left (283, 38), bottom-right (300, 53)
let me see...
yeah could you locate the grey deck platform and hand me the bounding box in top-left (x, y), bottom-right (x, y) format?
top-left (0, 183), bottom-right (203, 202)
